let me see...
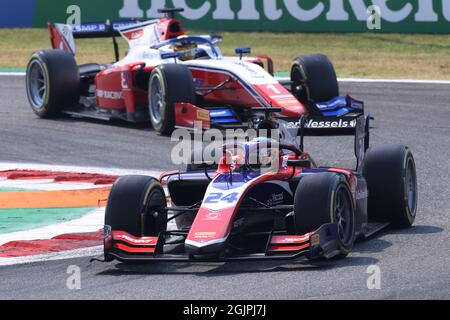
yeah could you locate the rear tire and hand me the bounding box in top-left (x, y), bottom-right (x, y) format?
top-left (25, 49), bottom-right (79, 118)
top-left (105, 175), bottom-right (167, 237)
top-left (362, 144), bottom-right (417, 228)
top-left (148, 64), bottom-right (195, 135)
top-left (293, 172), bottom-right (355, 258)
top-left (290, 54), bottom-right (338, 104)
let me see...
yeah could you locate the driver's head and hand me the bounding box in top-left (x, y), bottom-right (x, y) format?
top-left (172, 36), bottom-right (198, 61)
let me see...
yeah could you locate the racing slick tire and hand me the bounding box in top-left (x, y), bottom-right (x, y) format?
top-left (362, 144), bottom-right (417, 228)
top-left (290, 54), bottom-right (338, 104)
top-left (293, 172), bottom-right (355, 258)
top-left (25, 49), bottom-right (80, 118)
top-left (105, 175), bottom-right (167, 237)
top-left (148, 64), bottom-right (195, 135)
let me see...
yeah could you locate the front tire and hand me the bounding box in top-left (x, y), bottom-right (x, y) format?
top-left (363, 144), bottom-right (417, 228)
top-left (293, 172), bottom-right (355, 258)
top-left (148, 64), bottom-right (195, 135)
top-left (105, 175), bottom-right (167, 237)
top-left (25, 49), bottom-right (79, 118)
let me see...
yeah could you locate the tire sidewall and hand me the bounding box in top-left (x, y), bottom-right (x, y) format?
top-left (148, 64), bottom-right (195, 135)
top-left (149, 67), bottom-right (171, 133)
top-left (25, 49), bottom-right (79, 118)
top-left (290, 61), bottom-right (309, 103)
top-left (26, 52), bottom-right (52, 117)
top-left (401, 149), bottom-right (417, 225)
top-left (144, 180), bottom-right (168, 235)
top-left (332, 180), bottom-right (356, 255)
top-left (363, 144), bottom-right (417, 227)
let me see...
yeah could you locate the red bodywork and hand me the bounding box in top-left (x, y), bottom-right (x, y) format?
top-left (91, 61), bottom-right (306, 125)
top-left (94, 63), bottom-right (150, 114)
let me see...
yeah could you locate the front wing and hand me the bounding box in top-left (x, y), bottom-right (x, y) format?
top-left (103, 223), bottom-right (341, 262)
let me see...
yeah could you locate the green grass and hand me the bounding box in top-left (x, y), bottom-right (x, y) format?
top-left (0, 207), bottom-right (95, 234)
top-left (2, 28), bottom-right (450, 79)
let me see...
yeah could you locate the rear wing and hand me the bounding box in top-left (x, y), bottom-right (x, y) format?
top-left (292, 95), bottom-right (371, 173)
top-left (48, 20), bottom-right (142, 61)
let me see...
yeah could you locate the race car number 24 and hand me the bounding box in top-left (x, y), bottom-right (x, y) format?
top-left (204, 192), bottom-right (239, 204)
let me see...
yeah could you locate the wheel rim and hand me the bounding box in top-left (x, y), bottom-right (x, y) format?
top-left (334, 186), bottom-right (353, 246)
top-left (149, 74), bottom-right (164, 124)
top-left (27, 60), bottom-right (47, 110)
top-left (405, 157), bottom-right (417, 217)
top-left (144, 188), bottom-right (167, 235)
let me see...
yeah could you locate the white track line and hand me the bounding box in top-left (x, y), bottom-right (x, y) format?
top-left (0, 162), bottom-right (161, 178)
top-left (0, 72), bottom-right (25, 76)
top-left (338, 78), bottom-right (450, 84)
top-left (0, 178), bottom-right (111, 190)
top-left (2, 72), bottom-right (450, 84)
top-left (0, 205), bottom-right (177, 248)
top-left (0, 207), bottom-right (105, 246)
top-left (277, 76), bottom-right (450, 85)
top-left (0, 246), bottom-right (103, 266)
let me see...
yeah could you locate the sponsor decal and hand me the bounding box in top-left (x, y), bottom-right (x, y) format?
top-left (286, 118), bottom-right (357, 129)
top-left (267, 192), bottom-right (284, 206)
top-left (305, 118), bottom-right (357, 129)
top-left (276, 99), bottom-right (300, 106)
top-left (238, 62), bottom-right (264, 78)
top-left (279, 236), bottom-right (309, 243)
top-left (27, 1), bottom-right (450, 34)
top-left (114, 233), bottom-right (156, 245)
top-left (124, 29), bottom-right (143, 40)
top-left (194, 231), bottom-right (216, 238)
top-left (121, 72), bottom-right (131, 89)
top-left (96, 90), bottom-right (123, 100)
top-left (196, 109), bottom-right (210, 121)
top-left (72, 23), bottom-right (106, 33)
top-left (117, 0), bottom-right (450, 26)
top-left (202, 211), bottom-right (222, 221)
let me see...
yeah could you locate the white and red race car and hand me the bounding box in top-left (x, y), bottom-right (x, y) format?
top-left (25, 7), bottom-right (361, 135)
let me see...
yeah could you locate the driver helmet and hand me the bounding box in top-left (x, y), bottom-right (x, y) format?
top-left (172, 35), bottom-right (198, 61)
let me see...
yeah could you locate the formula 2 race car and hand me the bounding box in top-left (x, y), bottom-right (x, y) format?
top-left (26, 7), bottom-right (353, 135)
top-left (103, 106), bottom-right (418, 262)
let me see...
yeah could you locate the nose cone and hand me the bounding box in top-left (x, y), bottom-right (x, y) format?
top-left (185, 238), bottom-right (227, 255)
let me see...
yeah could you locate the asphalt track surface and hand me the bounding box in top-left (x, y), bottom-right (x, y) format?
top-left (0, 75), bottom-right (449, 299)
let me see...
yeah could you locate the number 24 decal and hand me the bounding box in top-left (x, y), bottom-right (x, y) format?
top-left (205, 192), bottom-right (239, 204)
